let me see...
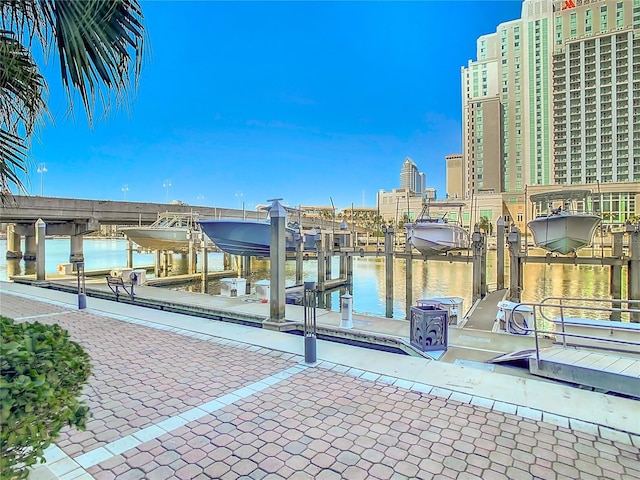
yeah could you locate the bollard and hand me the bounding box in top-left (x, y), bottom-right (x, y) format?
top-left (340, 293), bottom-right (353, 329)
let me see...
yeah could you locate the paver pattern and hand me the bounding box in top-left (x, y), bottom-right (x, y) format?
top-left (2, 291), bottom-right (639, 480)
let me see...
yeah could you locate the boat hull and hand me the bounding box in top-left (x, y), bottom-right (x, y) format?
top-left (198, 220), bottom-right (298, 257)
top-left (120, 227), bottom-right (191, 251)
top-left (527, 213), bottom-right (601, 255)
top-left (407, 222), bottom-right (470, 256)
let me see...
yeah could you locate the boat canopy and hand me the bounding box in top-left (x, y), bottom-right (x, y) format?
top-left (529, 189), bottom-right (592, 203)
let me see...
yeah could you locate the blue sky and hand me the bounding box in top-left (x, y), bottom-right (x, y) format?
top-left (27, 0), bottom-right (523, 210)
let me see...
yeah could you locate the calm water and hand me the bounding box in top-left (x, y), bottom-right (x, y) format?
top-left (0, 238), bottom-right (622, 319)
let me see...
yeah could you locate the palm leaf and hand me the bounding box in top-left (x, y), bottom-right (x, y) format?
top-left (40, 0), bottom-right (146, 125)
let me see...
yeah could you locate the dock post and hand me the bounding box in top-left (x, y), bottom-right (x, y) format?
top-left (383, 224), bottom-right (395, 318)
top-left (339, 252), bottom-right (347, 281)
top-left (35, 218), bottom-right (46, 281)
top-left (325, 233), bottom-right (332, 280)
top-left (200, 234), bottom-right (208, 294)
top-left (610, 231), bottom-right (624, 320)
top-left (346, 253), bottom-right (353, 290)
top-left (269, 198), bottom-right (287, 322)
top-left (154, 250), bottom-right (161, 277)
top-left (405, 232), bottom-right (413, 319)
top-left (496, 217), bottom-right (505, 290)
top-left (127, 239), bottom-right (134, 269)
top-left (507, 225), bottom-right (522, 302)
top-left (472, 224), bottom-right (484, 302)
top-left (316, 237), bottom-right (326, 308)
top-left (24, 234), bottom-right (36, 261)
top-left (188, 235), bottom-right (196, 274)
top-left (6, 224), bottom-right (22, 259)
top-left (295, 237), bottom-right (303, 285)
top-left (628, 226), bottom-right (640, 323)
top-left (69, 232), bottom-right (84, 267)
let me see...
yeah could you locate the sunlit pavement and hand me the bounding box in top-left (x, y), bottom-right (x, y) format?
top-left (1, 283), bottom-right (638, 480)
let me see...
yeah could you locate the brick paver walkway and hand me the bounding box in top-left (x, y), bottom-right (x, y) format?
top-left (1, 291), bottom-right (638, 480)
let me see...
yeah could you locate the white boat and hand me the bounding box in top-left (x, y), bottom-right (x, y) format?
top-left (527, 190), bottom-right (601, 255)
top-left (198, 219), bottom-right (299, 257)
top-left (406, 202), bottom-right (470, 256)
top-left (120, 212), bottom-right (199, 251)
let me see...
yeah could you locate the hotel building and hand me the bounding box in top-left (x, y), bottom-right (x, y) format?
top-left (456, 0), bottom-right (639, 225)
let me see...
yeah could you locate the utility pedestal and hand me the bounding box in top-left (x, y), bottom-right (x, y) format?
top-left (303, 281), bottom-right (318, 364)
top-left (340, 293), bottom-right (353, 329)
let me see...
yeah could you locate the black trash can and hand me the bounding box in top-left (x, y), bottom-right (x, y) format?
top-left (410, 301), bottom-right (448, 352)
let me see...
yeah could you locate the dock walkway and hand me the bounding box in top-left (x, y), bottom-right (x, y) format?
top-left (1, 281), bottom-right (639, 480)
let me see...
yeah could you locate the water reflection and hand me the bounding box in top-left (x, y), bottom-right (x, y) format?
top-left (0, 238), bottom-right (620, 319)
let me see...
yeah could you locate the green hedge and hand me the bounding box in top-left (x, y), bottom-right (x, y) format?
top-left (0, 317), bottom-right (92, 479)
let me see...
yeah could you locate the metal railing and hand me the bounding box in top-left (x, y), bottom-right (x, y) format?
top-left (505, 297), bottom-right (640, 365)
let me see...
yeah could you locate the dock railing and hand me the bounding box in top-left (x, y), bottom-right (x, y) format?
top-left (505, 297), bottom-right (640, 365)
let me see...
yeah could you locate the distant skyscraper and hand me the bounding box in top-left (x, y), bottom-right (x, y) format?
top-left (461, 0), bottom-right (639, 197)
top-left (418, 172), bottom-right (426, 195)
top-left (400, 157), bottom-right (420, 193)
top-left (445, 154), bottom-right (464, 199)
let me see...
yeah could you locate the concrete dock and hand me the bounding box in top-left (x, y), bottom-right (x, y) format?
top-left (0, 281), bottom-right (638, 480)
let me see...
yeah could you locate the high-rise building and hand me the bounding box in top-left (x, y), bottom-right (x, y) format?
top-left (461, 0), bottom-right (639, 200)
top-left (445, 154), bottom-right (464, 199)
top-left (399, 157), bottom-right (420, 193)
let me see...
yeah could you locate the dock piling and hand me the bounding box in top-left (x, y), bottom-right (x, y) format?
top-left (269, 198), bottom-right (286, 322)
top-left (497, 217), bottom-right (505, 290)
top-left (383, 224), bottom-right (395, 318)
top-left (35, 219), bottom-right (46, 281)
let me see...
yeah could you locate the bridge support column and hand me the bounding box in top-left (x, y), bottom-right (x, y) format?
top-left (70, 233), bottom-right (84, 265)
top-left (24, 234), bottom-right (36, 261)
top-left (269, 199), bottom-right (286, 322)
top-left (496, 217), bottom-right (505, 290)
top-left (628, 227), bottom-right (640, 323)
top-left (35, 219), bottom-right (46, 281)
top-left (6, 224), bottom-right (22, 259)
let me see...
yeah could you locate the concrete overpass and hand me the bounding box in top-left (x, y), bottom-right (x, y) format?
top-left (0, 195), bottom-right (366, 267)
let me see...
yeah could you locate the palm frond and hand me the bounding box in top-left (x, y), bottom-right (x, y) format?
top-left (0, 29), bottom-right (48, 136)
top-left (40, 0), bottom-right (146, 125)
top-left (0, 128), bottom-right (28, 195)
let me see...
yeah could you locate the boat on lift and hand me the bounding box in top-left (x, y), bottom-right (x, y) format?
top-left (198, 219), bottom-right (299, 257)
top-left (527, 189), bottom-right (601, 255)
top-left (405, 201), bottom-right (470, 256)
top-left (120, 211), bottom-right (200, 251)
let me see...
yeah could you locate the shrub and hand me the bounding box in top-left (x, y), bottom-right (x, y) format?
top-left (0, 317), bottom-right (92, 479)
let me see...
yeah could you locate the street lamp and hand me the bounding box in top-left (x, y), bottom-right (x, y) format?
top-left (163, 179), bottom-right (171, 204)
top-left (37, 163), bottom-right (47, 196)
top-left (235, 191), bottom-right (243, 208)
top-left (122, 184), bottom-right (129, 200)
